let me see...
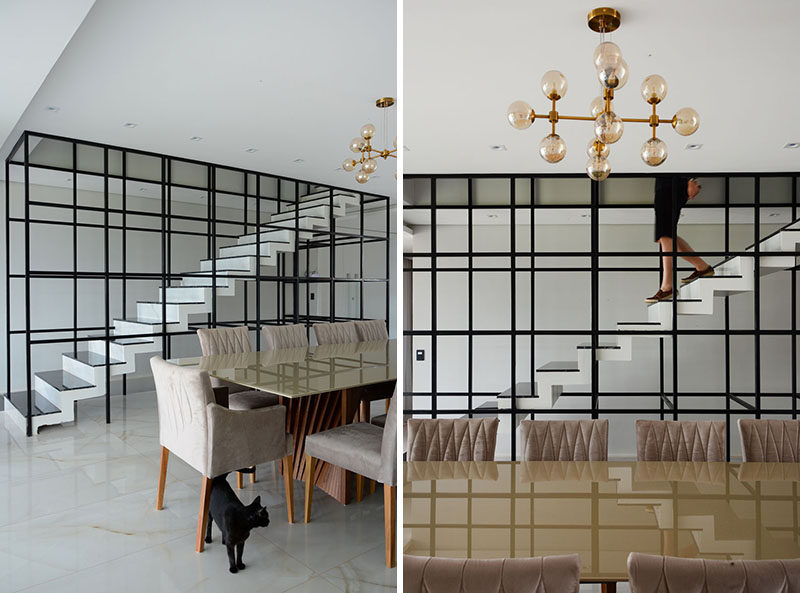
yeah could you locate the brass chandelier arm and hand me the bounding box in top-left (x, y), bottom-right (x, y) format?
top-left (532, 112), bottom-right (672, 125)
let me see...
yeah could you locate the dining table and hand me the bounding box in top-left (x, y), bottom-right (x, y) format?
top-left (403, 460), bottom-right (800, 591)
top-left (171, 339), bottom-right (396, 504)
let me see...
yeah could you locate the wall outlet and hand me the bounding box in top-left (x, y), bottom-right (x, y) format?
top-left (416, 349), bottom-right (425, 361)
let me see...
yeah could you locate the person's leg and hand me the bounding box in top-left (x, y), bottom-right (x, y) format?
top-left (659, 236), bottom-right (674, 292)
top-left (675, 236), bottom-right (710, 271)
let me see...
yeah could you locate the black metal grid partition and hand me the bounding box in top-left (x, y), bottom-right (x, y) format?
top-left (4, 131), bottom-right (391, 436)
top-left (403, 173), bottom-right (799, 461)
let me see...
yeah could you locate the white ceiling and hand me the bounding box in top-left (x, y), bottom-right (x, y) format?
top-left (2, 0), bottom-right (396, 197)
top-left (0, 0), bottom-right (95, 151)
top-left (404, 0), bottom-right (800, 175)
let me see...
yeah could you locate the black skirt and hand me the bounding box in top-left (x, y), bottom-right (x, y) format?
top-left (653, 176), bottom-right (689, 242)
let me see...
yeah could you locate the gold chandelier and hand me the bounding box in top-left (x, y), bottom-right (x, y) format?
top-left (343, 97), bottom-right (397, 184)
top-left (506, 7), bottom-right (699, 181)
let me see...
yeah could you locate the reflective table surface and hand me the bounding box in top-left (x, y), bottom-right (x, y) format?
top-left (171, 339), bottom-right (396, 398)
top-left (403, 461), bottom-right (800, 583)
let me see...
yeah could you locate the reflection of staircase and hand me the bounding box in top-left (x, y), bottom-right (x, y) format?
top-left (495, 219), bottom-right (800, 419)
top-left (3, 190), bottom-right (359, 433)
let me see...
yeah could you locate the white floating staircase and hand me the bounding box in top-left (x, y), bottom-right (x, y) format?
top-left (3, 190), bottom-right (359, 433)
top-left (495, 219), bottom-right (800, 423)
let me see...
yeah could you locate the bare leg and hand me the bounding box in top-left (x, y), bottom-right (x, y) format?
top-left (675, 236), bottom-right (709, 271)
top-left (659, 236), bottom-right (710, 291)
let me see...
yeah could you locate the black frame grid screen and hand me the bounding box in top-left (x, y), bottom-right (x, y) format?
top-left (5, 131), bottom-right (391, 435)
top-left (403, 173), bottom-right (799, 461)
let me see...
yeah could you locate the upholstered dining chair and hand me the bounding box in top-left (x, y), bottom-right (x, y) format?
top-left (304, 391), bottom-right (397, 567)
top-left (150, 356), bottom-right (295, 553)
top-left (312, 321), bottom-right (359, 345)
top-left (197, 325), bottom-right (279, 487)
top-left (261, 323), bottom-right (309, 351)
top-left (406, 418), bottom-right (499, 461)
top-left (404, 554), bottom-right (581, 593)
top-left (738, 418), bottom-right (800, 461)
top-left (354, 319), bottom-right (388, 341)
top-left (627, 553), bottom-right (800, 593)
top-left (635, 419), bottom-right (725, 462)
top-left (519, 419), bottom-right (608, 461)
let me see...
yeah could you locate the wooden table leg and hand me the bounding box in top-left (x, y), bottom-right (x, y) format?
top-left (601, 583), bottom-right (616, 593)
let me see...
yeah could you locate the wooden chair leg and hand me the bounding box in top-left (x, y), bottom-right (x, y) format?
top-left (196, 476), bottom-right (213, 553)
top-left (383, 484), bottom-right (396, 568)
top-left (156, 447), bottom-right (169, 510)
top-left (601, 584), bottom-right (616, 593)
top-left (359, 400), bottom-right (369, 423)
top-left (356, 474), bottom-right (364, 502)
top-left (385, 398), bottom-right (390, 413)
top-left (283, 454), bottom-right (294, 524)
top-left (369, 479), bottom-right (376, 495)
top-left (250, 465), bottom-right (256, 484)
top-left (236, 471), bottom-right (243, 489)
top-left (304, 454), bottom-right (315, 523)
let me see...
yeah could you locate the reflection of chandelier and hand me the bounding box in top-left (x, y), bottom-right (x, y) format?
top-left (506, 7), bottom-right (699, 181)
top-left (343, 97), bottom-right (397, 184)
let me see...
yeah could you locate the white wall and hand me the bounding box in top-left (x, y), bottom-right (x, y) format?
top-left (408, 219), bottom-right (800, 459)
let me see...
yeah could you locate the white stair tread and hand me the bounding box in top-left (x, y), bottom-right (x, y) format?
top-left (5, 391), bottom-right (61, 416)
top-left (35, 370), bottom-right (94, 391)
top-left (63, 351), bottom-right (125, 367)
top-left (576, 342), bottom-right (621, 349)
top-left (537, 361), bottom-right (580, 372)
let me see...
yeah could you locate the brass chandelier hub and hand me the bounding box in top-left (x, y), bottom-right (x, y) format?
top-left (587, 7), bottom-right (621, 33)
top-left (505, 7), bottom-right (700, 180)
top-left (342, 97), bottom-right (397, 184)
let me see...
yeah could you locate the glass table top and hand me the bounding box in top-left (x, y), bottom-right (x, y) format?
top-left (170, 339), bottom-right (396, 398)
top-left (403, 460), bottom-right (800, 582)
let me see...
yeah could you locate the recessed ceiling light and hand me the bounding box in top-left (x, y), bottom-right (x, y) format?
top-left (245, 148), bottom-right (258, 153)
top-left (292, 158), bottom-right (304, 164)
top-left (123, 122), bottom-right (138, 128)
top-left (190, 136), bottom-right (203, 141)
top-left (139, 187), bottom-right (147, 192)
top-left (685, 143), bottom-right (702, 150)
top-left (335, 167), bottom-right (344, 172)
top-left (45, 106), bottom-right (60, 112)
top-left (769, 212), bottom-right (781, 217)
top-left (784, 142), bottom-right (800, 149)
top-left (487, 214), bottom-right (499, 219)
top-left (403, 145), bottom-right (410, 151)
top-left (490, 144), bottom-right (507, 151)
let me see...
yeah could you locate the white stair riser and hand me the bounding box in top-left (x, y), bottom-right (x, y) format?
top-left (180, 276), bottom-right (232, 288)
top-left (271, 205), bottom-right (341, 223)
top-left (280, 193), bottom-right (358, 213)
top-left (159, 286), bottom-right (210, 303)
top-left (199, 257), bottom-right (276, 272)
top-left (218, 241), bottom-right (294, 259)
top-left (236, 229), bottom-right (294, 246)
top-left (113, 319), bottom-right (187, 336)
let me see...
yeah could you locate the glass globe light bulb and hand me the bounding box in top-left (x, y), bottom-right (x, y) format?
top-left (360, 123), bottom-right (376, 140)
top-left (593, 41), bottom-right (622, 70)
top-left (355, 169), bottom-right (370, 184)
top-left (539, 133), bottom-right (566, 163)
top-left (641, 137), bottom-right (668, 166)
top-left (586, 139), bottom-right (609, 159)
top-left (362, 159), bottom-right (378, 174)
top-left (586, 156), bottom-right (611, 181)
top-left (672, 107), bottom-right (700, 135)
top-left (589, 95), bottom-right (606, 118)
top-left (541, 70), bottom-right (568, 100)
top-left (350, 137), bottom-right (366, 153)
top-left (598, 58), bottom-right (628, 90)
top-left (506, 100), bottom-right (534, 130)
top-left (641, 74), bottom-right (668, 104)
top-left (342, 159), bottom-right (357, 172)
top-left (594, 111), bottom-right (624, 144)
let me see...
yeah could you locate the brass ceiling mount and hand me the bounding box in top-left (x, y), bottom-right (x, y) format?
top-left (587, 7), bottom-right (620, 33)
top-left (376, 97), bottom-right (395, 109)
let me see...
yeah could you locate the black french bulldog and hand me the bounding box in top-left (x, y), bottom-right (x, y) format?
top-left (205, 474), bottom-right (270, 573)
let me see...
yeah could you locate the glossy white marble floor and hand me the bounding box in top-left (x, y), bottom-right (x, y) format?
top-left (0, 391), bottom-right (396, 593)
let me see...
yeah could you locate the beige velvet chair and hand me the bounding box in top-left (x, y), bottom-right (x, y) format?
top-left (197, 325), bottom-right (280, 487)
top-left (406, 418), bottom-right (499, 461)
top-left (354, 319), bottom-right (388, 341)
top-left (404, 554), bottom-right (581, 593)
top-left (627, 553), bottom-right (800, 593)
top-left (635, 420), bottom-right (725, 462)
top-left (304, 391), bottom-right (397, 567)
top-left (738, 418), bottom-right (800, 461)
top-left (261, 323), bottom-right (309, 351)
top-left (150, 356), bottom-right (294, 553)
top-left (520, 419), bottom-right (608, 461)
top-left (312, 321), bottom-right (359, 345)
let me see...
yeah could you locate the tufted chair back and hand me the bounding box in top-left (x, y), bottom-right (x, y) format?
top-left (520, 419), bottom-right (608, 461)
top-left (406, 418), bottom-right (499, 461)
top-left (150, 356), bottom-right (215, 475)
top-left (261, 323), bottom-right (308, 351)
top-left (636, 420), bottom-right (725, 462)
top-left (313, 321), bottom-right (359, 345)
top-left (355, 319), bottom-right (388, 341)
top-left (403, 555), bottom-right (581, 593)
top-left (197, 325), bottom-right (252, 355)
top-left (738, 418), bottom-right (800, 462)
top-left (627, 553), bottom-right (800, 593)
